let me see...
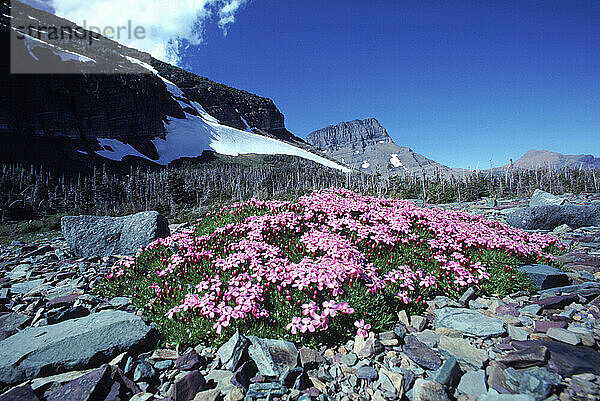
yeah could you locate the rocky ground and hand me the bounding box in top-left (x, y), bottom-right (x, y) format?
top-left (1, 191), bottom-right (600, 401)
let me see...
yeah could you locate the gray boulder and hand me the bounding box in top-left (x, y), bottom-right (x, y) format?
top-left (217, 330), bottom-right (250, 371)
top-left (61, 211), bottom-right (170, 257)
top-left (517, 265), bottom-right (570, 290)
top-left (506, 204), bottom-right (600, 230)
top-left (529, 189), bottom-right (565, 207)
top-left (0, 311), bottom-right (158, 386)
top-left (503, 367), bottom-right (561, 400)
top-left (457, 369), bottom-right (487, 398)
top-left (434, 308), bottom-right (506, 339)
top-left (247, 336), bottom-right (298, 379)
top-left (539, 282), bottom-right (600, 298)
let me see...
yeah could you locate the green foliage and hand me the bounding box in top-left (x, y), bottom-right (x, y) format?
top-left (96, 203), bottom-right (562, 349)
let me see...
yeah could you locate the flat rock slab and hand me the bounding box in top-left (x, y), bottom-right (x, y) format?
top-left (512, 340), bottom-right (600, 377)
top-left (61, 211), bottom-right (170, 257)
top-left (0, 311), bottom-right (158, 386)
top-left (434, 307), bottom-right (506, 339)
top-left (438, 335), bottom-right (488, 370)
top-left (517, 265), bottom-right (570, 290)
top-left (496, 345), bottom-right (548, 369)
top-left (539, 282), bottom-right (600, 299)
top-left (457, 370), bottom-right (487, 398)
top-left (10, 279), bottom-right (45, 295)
top-left (506, 204), bottom-right (600, 230)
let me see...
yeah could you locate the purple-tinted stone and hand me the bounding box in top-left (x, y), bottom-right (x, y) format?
top-left (113, 366), bottom-right (140, 396)
top-left (46, 305), bottom-right (90, 325)
top-left (174, 349), bottom-right (202, 371)
top-left (496, 345), bottom-right (549, 368)
top-left (104, 380), bottom-right (121, 401)
top-left (537, 294), bottom-right (578, 309)
top-left (495, 342), bottom-right (514, 351)
top-left (534, 320), bottom-right (568, 333)
top-left (46, 294), bottom-right (79, 308)
top-left (46, 365), bottom-right (112, 401)
top-left (304, 387), bottom-right (321, 397)
top-left (579, 255), bottom-right (600, 267)
top-left (250, 375), bottom-right (267, 383)
top-left (402, 335), bottom-right (442, 370)
top-left (173, 371), bottom-right (207, 401)
top-left (0, 384), bottom-right (39, 401)
top-left (496, 304), bottom-right (520, 317)
top-left (512, 340), bottom-right (600, 377)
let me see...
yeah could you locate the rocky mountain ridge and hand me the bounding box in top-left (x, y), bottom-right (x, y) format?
top-left (0, 1), bottom-right (316, 173)
top-left (507, 149), bottom-right (600, 170)
top-left (306, 118), bottom-right (463, 178)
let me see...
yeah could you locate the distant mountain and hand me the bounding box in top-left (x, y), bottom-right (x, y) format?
top-left (306, 118), bottom-right (462, 177)
top-left (0, 1), bottom-right (347, 173)
top-left (508, 149), bottom-right (600, 170)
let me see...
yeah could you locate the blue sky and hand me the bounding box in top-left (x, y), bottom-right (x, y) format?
top-left (179, 0), bottom-right (600, 169)
top-left (39, 0), bottom-right (600, 169)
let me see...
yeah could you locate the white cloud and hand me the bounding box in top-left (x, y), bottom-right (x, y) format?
top-left (33, 0), bottom-right (247, 64)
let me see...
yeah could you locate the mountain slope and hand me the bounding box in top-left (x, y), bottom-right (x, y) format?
top-left (151, 59), bottom-right (302, 144)
top-left (306, 118), bottom-right (461, 177)
top-left (0, 1), bottom-right (345, 172)
top-left (508, 149), bottom-right (600, 170)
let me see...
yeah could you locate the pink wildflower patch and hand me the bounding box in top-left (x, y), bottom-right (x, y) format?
top-left (106, 188), bottom-right (564, 341)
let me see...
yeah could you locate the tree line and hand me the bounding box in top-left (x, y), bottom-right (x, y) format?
top-left (1, 158), bottom-right (598, 222)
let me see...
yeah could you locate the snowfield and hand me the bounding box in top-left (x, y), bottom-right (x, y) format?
top-left (95, 57), bottom-right (350, 172)
top-left (98, 110), bottom-right (351, 172)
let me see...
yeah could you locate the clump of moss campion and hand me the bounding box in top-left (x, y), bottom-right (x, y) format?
top-left (97, 188), bottom-right (564, 348)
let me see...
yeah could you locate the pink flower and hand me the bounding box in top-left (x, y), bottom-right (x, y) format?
top-left (354, 319), bottom-right (371, 338)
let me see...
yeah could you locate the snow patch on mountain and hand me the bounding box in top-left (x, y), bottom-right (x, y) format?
top-left (92, 59), bottom-right (350, 172)
top-left (97, 110), bottom-right (350, 172)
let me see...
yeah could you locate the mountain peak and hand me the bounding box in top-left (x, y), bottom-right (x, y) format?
top-left (306, 118), bottom-right (461, 177)
top-left (511, 149), bottom-right (600, 170)
top-left (306, 118), bottom-right (391, 149)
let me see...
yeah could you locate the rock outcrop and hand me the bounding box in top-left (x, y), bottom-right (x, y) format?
top-left (151, 59), bottom-right (302, 144)
top-left (305, 118), bottom-right (461, 178)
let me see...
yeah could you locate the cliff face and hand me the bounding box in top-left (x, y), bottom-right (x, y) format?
top-left (151, 60), bottom-right (302, 144)
top-left (306, 118), bottom-right (460, 177)
top-left (1, 2), bottom-right (184, 145)
top-left (306, 118), bottom-right (392, 150)
top-left (0, 1), bottom-right (303, 171)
